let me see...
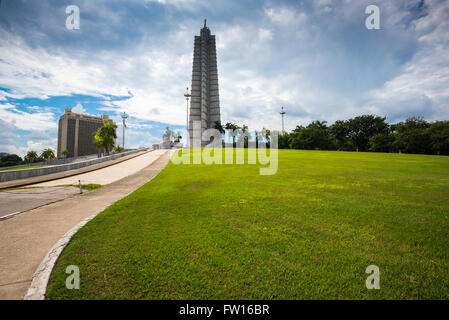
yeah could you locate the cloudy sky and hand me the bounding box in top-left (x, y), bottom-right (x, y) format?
top-left (0, 0), bottom-right (448, 156)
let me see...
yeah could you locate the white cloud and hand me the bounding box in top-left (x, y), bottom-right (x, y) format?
top-left (0, 119), bottom-right (56, 157)
top-left (0, 27), bottom-right (192, 126)
top-left (364, 0), bottom-right (449, 121)
top-left (0, 103), bottom-right (56, 131)
top-left (264, 7), bottom-right (307, 26)
top-left (72, 103), bottom-right (87, 114)
top-left (1, 0), bottom-right (448, 143)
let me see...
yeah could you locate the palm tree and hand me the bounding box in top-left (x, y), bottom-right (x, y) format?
top-left (214, 121), bottom-right (225, 134)
top-left (94, 119), bottom-right (118, 156)
top-left (24, 151), bottom-right (38, 164)
top-left (41, 148), bottom-right (55, 162)
top-left (114, 145), bottom-right (124, 153)
top-left (213, 121), bottom-right (225, 147)
top-left (62, 149), bottom-right (69, 158)
top-left (237, 124), bottom-right (251, 148)
top-left (225, 122), bottom-right (240, 147)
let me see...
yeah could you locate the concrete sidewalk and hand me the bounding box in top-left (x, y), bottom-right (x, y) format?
top-left (0, 150), bottom-right (170, 300)
top-left (0, 187), bottom-right (81, 220)
top-left (33, 150), bottom-right (167, 187)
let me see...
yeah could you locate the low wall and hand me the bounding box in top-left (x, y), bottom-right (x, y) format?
top-left (0, 149), bottom-right (148, 182)
top-left (0, 162), bottom-right (47, 170)
top-left (1, 152), bottom-right (116, 170)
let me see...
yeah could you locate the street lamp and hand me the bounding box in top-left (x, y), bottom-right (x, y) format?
top-left (184, 87), bottom-right (191, 144)
top-left (121, 112), bottom-right (128, 149)
top-left (280, 107), bottom-right (286, 133)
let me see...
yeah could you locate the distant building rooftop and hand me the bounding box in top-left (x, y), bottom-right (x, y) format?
top-left (62, 108), bottom-right (111, 121)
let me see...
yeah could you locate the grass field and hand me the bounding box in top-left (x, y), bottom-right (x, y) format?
top-left (46, 149), bottom-right (449, 299)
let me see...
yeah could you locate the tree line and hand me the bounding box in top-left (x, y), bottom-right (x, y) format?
top-left (216, 115), bottom-right (449, 155)
top-left (0, 149), bottom-right (56, 167)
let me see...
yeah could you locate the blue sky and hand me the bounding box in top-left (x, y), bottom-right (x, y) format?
top-left (0, 0), bottom-right (448, 156)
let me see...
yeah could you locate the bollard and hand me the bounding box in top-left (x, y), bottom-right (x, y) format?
top-left (79, 180), bottom-right (83, 194)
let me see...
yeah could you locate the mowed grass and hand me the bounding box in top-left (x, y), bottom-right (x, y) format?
top-left (58, 184), bottom-right (103, 191)
top-left (0, 165), bottom-right (47, 171)
top-left (46, 149), bottom-right (449, 299)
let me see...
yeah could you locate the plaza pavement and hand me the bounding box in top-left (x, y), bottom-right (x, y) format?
top-left (32, 149), bottom-right (167, 187)
top-left (0, 187), bottom-right (81, 220)
top-left (0, 150), bottom-right (167, 219)
top-left (0, 150), bottom-right (171, 300)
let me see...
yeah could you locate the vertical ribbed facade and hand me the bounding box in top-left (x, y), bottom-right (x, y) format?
top-left (189, 20), bottom-right (220, 146)
top-left (57, 109), bottom-right (115, 158)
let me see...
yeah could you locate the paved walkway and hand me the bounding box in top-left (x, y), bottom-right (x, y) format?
top-left (0, 149), bottom-right (150, 190)
top-left (0, 187), bottom-right (81, 219)
top-left (32, 149), bottom-right (167, 187)
top-left (0, 150), bottom-right (171, 300)
top-left (0, 150), bottom-right (167, 220)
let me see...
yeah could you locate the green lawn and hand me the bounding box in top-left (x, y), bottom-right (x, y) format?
top-left (46, 149), bottom-right (449, 299)
top-left (58, 184), bottom-right (103, 191)
top-left (0, 165), bottom-right (47, 171)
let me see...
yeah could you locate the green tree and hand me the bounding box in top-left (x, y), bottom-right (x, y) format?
top-left (262, 128), bottom-right (271, 142)
top-left (213, 121), bottom-right (225, 147)
top-left (368, 133), bottom-right (394, 153)
top-left (288, 121), bottom-right (334, 150)
top-left (427, 121), bottom-right (449, 155)
top-left (224, 122), bottom-right (240, 147)
top-left (237, 124), bottom-right (251, 148)
top-left (24, 151), bottom-right (38, 164)
top-left (278, 132), bottom-right (291, 149)
top-left (392, 117), bottom-right (431, 154)
top-left (255, 128), bottom-right (271, 148)
top-left (214, 120), bottom-right (225, 134)
top-left (329, 120), bottom-right (350, 150)
top-left (41, 148), bottom-right (55, 161)
top-left (94, 120), bottom-right (118, 156)
top-left (346, 115), bottom-right (390, 152)
top-left (114, 145), bottom-right (124, 153)
top-left (0, 154), bottom-right (23, 167)
top-left (62, 149), bottom-right (69, 158)
top-left (289, 131), bottom-right (302, 149)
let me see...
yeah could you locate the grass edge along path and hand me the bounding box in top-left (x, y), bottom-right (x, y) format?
top-left (0, 165), bottom-right (47, 172)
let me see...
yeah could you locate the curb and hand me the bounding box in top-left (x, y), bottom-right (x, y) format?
top-left (0, 211), bottom-right (22, 221)
top-left (23, 151), bottom-right (169, 300)
top-left (23, 213), bottom-right (99, 300)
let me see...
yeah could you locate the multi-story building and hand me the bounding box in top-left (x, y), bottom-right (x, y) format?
top-left (57, 108), bottom-right (115, 158)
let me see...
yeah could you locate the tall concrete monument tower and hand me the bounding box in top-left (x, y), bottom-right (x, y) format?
top-left (189, 19), bottom-right (221, 146)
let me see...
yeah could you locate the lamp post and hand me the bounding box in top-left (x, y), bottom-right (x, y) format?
top-left (121, 112), bottom-right (128, 149)
top-left (184, 87), bottom-right (191, 145)
top-left (280, 107), bottom-right (286, 133)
